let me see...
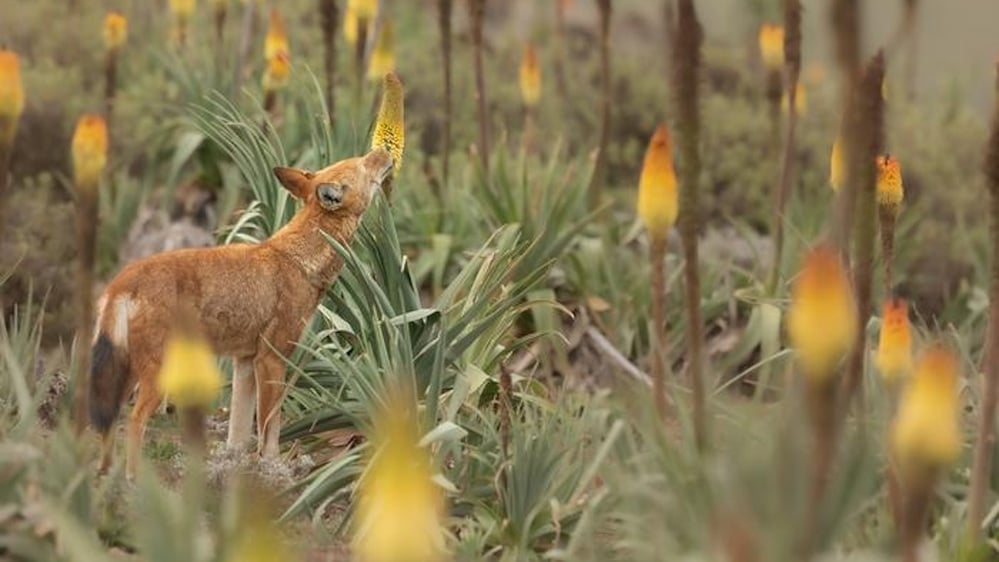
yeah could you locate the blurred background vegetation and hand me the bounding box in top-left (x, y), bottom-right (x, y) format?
top-left (2, 0), bottom-right (999, 561)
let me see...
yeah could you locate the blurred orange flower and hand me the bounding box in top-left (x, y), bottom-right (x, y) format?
top-left (264, 7), bottom-right (289, 61)
top-left (367, 22), bottom-right (395, 81)
top-left (636, 124), bottom-right (678, 242)
top-left (758, 23), bottom-right (784, 71)
top-left (876, 154), bottom-right (904, 210)
top-left (0, 49), bottom-right (25, 145)
top-left (892, 344), bottom-right (962, 472)
top-left (781, 82), bottom-right (807, 116)
top-left (103, 11), bottom-right (128, 51)
top-left (71, 114), bottom-right (108, 192)
top-left (787, 243), bottom-right (858, 382)
top-left (519, 42), bottom-right (541, 108)
top-left (262, 51), bottom-right (291, 91)
top-left (829, 136), bottom-right (844, 192)
top-left (875, 299), bottom-right (913, 384)
top-left (169, 0), bottom-right (196, 19)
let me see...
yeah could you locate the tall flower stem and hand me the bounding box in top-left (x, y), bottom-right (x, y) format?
top-left (353, 17), bottom-right (368, 109)
top-left (469, 0), bottom-right (489, 171)
top-left (766, 0), bottom-right (802, 296)
top-left (672, 0), bottom-right (707, 451)
top-left (103, 49), bottom-right (118, 131)
top-left (829, 0), bottom-right (861, 255)
top-left (73, 192), bottom-right (98, 435)
top-left (967, 61), bottom-right (999, 542)
top-left (589, 0), bottom-right (611, 207)
top-left (319, 0), bottom-right (338, 123)
top-left (879, 204), bottom-right (897, 294)
top-left (554, 0), bottom-right (569, 100)
top-left (438, 0), bottom-right (453, 186)
top-left (840, 52), bottom-right (885, 411)
top-left (650, 237), bottom-right (670, 420)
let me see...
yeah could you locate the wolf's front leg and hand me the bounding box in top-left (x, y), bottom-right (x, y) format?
top-left (226, 357), bottom-right (256, 449)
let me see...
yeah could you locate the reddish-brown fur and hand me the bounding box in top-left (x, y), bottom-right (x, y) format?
top-left (89, 148), bottom-right (393, 479)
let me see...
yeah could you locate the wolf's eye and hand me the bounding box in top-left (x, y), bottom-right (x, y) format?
top-left (317, 183), bottom-right (344, 208)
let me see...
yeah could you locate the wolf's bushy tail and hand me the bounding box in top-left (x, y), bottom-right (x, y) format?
top-left (89, 316), bottom-right (130, 434)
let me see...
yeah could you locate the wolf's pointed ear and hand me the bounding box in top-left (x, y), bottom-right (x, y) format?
top-left (362, 147), bottom-right (394, 185)
top-left (273, 167), bottom-right (314, 200)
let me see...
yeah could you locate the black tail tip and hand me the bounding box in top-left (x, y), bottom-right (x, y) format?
top-left (89, 334), bottom-right (118, 433)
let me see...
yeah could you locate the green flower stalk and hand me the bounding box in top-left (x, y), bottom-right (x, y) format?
top-left (589, 0), bottom-right (611, 206)
top-left (766, 0), bottom-right (802, 296)
top-left (968, 61), bottom-right (999, 543)
top-left (319, 0), bottom-right (338, 122)
top-left (672, 0), bottom-right (707, 451)
top-left (468, 0), bottom-right (489, 171)
top-left (438, 0), bottom-right (453, 186)
top-left (840, 52), bottom-right (885, 410)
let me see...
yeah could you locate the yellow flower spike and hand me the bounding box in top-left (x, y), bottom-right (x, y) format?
top-left (349, 0), bottom-right (377, 21)
top-left (636, 124), bottom-right (678, 242)
top-left (892, 345), bottom-right (962, 471)
top-left (225, 488), bottom-right (298, 562)
top-left (787, 243), bottom-right (858, 383)
top-left (875, 299), bottom-right (914, 384)
top-left (262, 51), bottom-right (291, 91)
top-left (103, 11), bottom-right (128, 51)
top-left (367, 22), bottom-right (395, 82)
top-left (876, 153), bottom-right (904, 210)
top-left (354, 393), bottom-right (447, 562)
top-left (519, 42), bottom-right (541, 108)
top-left (264, 7), bottom-right (289, 61)
top-left (781, 81), bottom-right (807, 116)
top-left (71, 114), bottom-right (108, 193)
top-left (758, 23), bottom-right (785, 71)
top-left (371, 72), bottom-right (405, 173)
top-left (829, 136), bottom-right (844, 192)
top-left (157, 331), bottom-right (222, 410)
top-left (170, 0), bottom-right (196, 19)
top-left (343, 3), bottom-right (359, 46)
top-left (0, 49), bottom-right (25, 145)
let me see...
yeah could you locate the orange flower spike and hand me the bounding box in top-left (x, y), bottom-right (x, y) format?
top-left (876, 154), bottom-right (904, 211)
top-left (758, 23), bottom-right (785, 71)
top-left (519, 42), bottom-right (541, 108)
top-left (103, 11), bottom-right (128, 51)
top-left (262, 51), bottom-right (292, 91)
top-left (349, 0), bottom-right (377, 21)
top-left (0, 49), bottom-right (25, 145)
top-left (636, 124), bottom-right (679, 242)
top-left (264, 7), bottom-right (289, 61)
top-left (875, 299), bottom-right (914, 384)
top-left (71, 114), bottom-right (108, 193)
top-left (367, 21), bottom-right (395, 81)
top-left (170, 0), bottom-right (196, 19)
top-left (829, 136), bottom-right (844, 192)
top-left (892, 345), bottom-right (962, 470)
top-left (787, 243), bottom-right (858, 383)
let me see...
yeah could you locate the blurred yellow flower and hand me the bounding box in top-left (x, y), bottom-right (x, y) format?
top-left (876, 154), bottom-right (904, 210)
top-left (371, 72), bottom-right (405, 173)
top-left (636, 124), bottom-right (678, 241)
top-left (892, 345), bottom-right (962, 470)
top-left (829, 136), bottom-right (844, 192)
top-left (343, 3), bottom-right (359, 46)
top-left (156, 331), bottom-right (222, 409)
top-left (71, 114), bottom-right (108, 192)
top-left (170, 0), bottom-right (196, 18)
top-left (758, 23), bottom-right (784, 71)
top-left (0, 49), bottom-right (25, 145)
top-left (224, 491), bottom-right (298, 562)
top-left (875, 299), bottom-right (913, 384)
top-left (354, 394), bottom-right (446, 562)
top-left (349, 0), bottom-right (378, 21)
top-left (264, 7), bottom-right (289, 61)
top-left (781, 82), bottom-right (807, 116)
top-left (519, 42), bottom-right (541, 108)
top-left (367, 22), bottom-right (395, 81)
top-left (103, 11), bottom-right (128, 51)
top-left (262, 51), bottom-right (291, 91)
top-left (787, 243), bottom-right (858, 383)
